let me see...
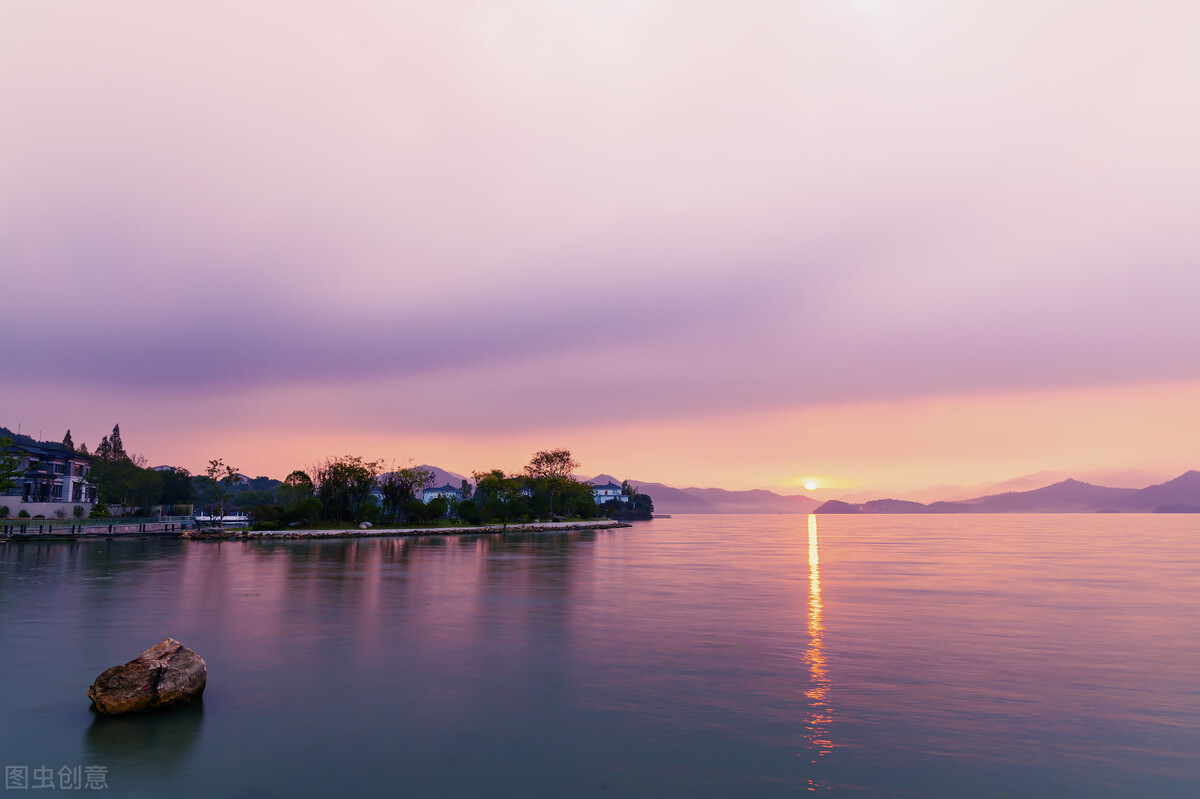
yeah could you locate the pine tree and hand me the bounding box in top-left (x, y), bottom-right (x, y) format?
top-left (109, 425), bottom-right (128, 461)
top-left (62, 430), bottom-right (74, 451)
top-left (95, 435), bottom-right (113, 462)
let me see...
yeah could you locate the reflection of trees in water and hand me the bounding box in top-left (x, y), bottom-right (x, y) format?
top-left (83, 701), bottom-right (204, 786)
top-left (0, 539), bottom-right (184, 605)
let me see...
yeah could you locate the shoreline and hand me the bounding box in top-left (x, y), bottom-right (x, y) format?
top-left (1, 519), bottom-right (631, 543)
top-left (185, 519), bottom-right (631, 540)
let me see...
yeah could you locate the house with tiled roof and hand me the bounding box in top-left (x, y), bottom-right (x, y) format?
top-left (1, 439), bottom-right (96, 517)
top-left (421, 483), bottom-right (464, 504)
top-left (592, 481), bottom-right (629, 504)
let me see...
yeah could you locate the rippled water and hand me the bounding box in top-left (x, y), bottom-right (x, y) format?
top-left (2, 515), bottom-right (1197, 797)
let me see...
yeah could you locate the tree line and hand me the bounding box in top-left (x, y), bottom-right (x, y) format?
top-left (62, 427), bottom-right (653, 526)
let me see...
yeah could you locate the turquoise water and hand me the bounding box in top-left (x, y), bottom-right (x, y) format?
top-left (1, 515), bottom-right (1198, 797)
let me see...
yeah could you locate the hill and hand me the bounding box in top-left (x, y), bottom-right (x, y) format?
top-left (1118, 470), bottom-right (1200, 511)
top-left (589, 475), bottom-right (819, 514)
top-left (956, 479), bottom-right (1136, 513)
top-left (816, 472), bottom-right (1200, 514)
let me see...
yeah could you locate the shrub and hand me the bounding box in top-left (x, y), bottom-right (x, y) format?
top-left (250, 520), bottom-right (283, 531)
top-left (72, 505), bottom-right (85, 519)
top-left (54, 508), bottom-right (67, 519)
top-left (456, 501), bottom-right (481, 525)
top-left (88, 503), bottom-right (110, 519)
top-left (0, 505), bottom-right (8, 518)
top-left (18, 509), bottom-right (30, 518)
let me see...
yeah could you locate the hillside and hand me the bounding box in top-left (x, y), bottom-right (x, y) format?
top-left (1118, 470), bottom-right (1200, 511)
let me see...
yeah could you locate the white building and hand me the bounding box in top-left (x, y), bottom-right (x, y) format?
top-left (592, 481), bottom-right (629, 504)
top-left (421, 483), bottom-right (464, 504)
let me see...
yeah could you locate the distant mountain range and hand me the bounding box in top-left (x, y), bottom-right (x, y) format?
top-left (588, 475), bottom-right (820, 514)
top-left (814, 471), bottom-right (1200, 514)
top-left (398, 464), bottom-right (1200, 515)
top-left (834, 468), bottom-right (1173, 503)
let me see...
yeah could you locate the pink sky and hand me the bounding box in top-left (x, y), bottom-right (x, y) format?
top-left (3, 2), bottom-right (1199, 494)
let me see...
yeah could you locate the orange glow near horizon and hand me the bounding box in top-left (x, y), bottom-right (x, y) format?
top-left (10, 376), bottom-right (1200, 494)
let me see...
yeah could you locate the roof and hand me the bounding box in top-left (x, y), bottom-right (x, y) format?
top-left (2, 440), bottom-right (91, 462)
top-left (593, 482), bottom-right (623, 491)
top-left (424, 483), bottom-right (462, 493)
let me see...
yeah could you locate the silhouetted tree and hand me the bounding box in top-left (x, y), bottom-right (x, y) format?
top-left (201, 458), bottom-right (240, 527)
top-left (524, 449), bottom-right (581, 519)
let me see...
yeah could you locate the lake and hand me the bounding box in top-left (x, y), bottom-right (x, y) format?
top-left (2, 515), bottom-right (1197, 797)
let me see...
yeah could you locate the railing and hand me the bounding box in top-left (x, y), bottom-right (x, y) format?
top-left (1, 519), bottom-right (194, 536)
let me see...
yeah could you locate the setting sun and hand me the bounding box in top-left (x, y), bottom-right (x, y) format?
top-left (804, 479), bottom-right (819, 491)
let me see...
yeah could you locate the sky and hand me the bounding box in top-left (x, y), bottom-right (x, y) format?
top-left (3, 1), bottom-right (1199, 495)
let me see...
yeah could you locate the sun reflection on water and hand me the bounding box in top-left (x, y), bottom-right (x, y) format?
top-left (804, 514), bottom-right (834, 765)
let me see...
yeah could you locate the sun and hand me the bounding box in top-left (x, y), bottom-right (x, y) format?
top-left (804, 480), bottom-right (819, 491)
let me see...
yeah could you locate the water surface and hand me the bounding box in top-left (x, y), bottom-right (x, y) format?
top-left (2, 515), bottom-right (1197, 797)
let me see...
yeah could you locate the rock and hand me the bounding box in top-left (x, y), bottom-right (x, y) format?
top-left (359, 521), bottom-right (372, 529)
top-left (87, 638), bottom-right (207, 715)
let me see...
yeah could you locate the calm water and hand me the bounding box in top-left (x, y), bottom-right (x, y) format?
top-left (2, 515), bottom-right (1198, 798)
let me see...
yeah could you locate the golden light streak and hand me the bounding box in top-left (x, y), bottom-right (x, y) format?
top-left (803, 514), bottom-right (833, 761)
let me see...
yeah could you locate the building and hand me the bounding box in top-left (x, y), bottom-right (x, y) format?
top-left (421, 483), bottom-right (464, 504)
top-left (592, 481), bottom-right (629, 504)
top-left (1, 440), bottom-right (96, 517)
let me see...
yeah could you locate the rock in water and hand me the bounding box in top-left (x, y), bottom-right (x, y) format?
top-left (87, 638), bottom-right (207, 715)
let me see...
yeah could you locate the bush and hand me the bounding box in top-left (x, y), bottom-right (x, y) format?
top-left (281, 497), bottom-right (321, 525)
top-left (0, 505), bottom-right (8, 518)
top-left (73, 505), bottom-right (85, 518)
top-left (54, 508), bottom-right (67, 519)
top-left (88, 503), bottom-right (110, 518)
top-left (250, 520), bottom-right (283, 531)
top-left (456, 501), bottom-right (481, 525)
top-left (18, 509), bottom-right (30, 518)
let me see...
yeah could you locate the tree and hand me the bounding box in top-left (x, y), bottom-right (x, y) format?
top-left (62, 430), bottom-right (74, 451)
top-left (200, 458), bottom-right (240, 527)
top-left (280, 470), bottom-right (315, 509)
top-left (0, 437), bottom-right (23, 496)
top-left (473, 469), bottom-right (530, 529)
top-left (159, 467), bottom-right (195, 506)
top-left (313, 456), bottom-right (380, 522)
top-left (377, 465), bottom-right (435, 524)
top-left (523, 449), bottom-right (581, 519)
top-left (109, 425), bottom-right (127, 461)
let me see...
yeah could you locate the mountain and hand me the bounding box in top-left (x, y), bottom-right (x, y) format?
top-left (816, 472), bottom-right (1200, 514)
top-left (835, 468), bottom-right (1171, 505)
top-left (955, 479), bottom-right (1136, 513)
top-left (415, 464), bottom-right (468, 489)
top-left (588, 475), bottom-right (820, 514)
top-left (1119, 470), bottom-right (1200, 511)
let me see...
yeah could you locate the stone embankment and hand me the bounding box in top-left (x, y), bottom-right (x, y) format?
top-left (1, 519), bottom-right (629, 542)
top-left (185, 520), bottom-right (631, 540)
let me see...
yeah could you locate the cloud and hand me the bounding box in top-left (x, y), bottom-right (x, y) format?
top-left (2, 0), bottom-right (1199, 436)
